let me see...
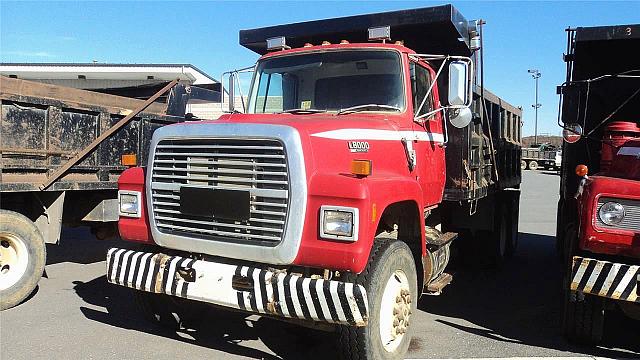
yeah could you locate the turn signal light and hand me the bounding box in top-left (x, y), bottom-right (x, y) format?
top-left (351, 160), bottom-right (372, 177)
top-left (575, 164), bottom-right (588, 177)
top-left (121, 154), bottom-right (137, 166)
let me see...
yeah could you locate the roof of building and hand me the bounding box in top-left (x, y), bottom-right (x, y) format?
top-left (0, 63), bottom-right (217, 84)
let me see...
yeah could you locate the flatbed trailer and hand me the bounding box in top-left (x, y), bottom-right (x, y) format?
top-left (0, 76), bottom-right (186, 309)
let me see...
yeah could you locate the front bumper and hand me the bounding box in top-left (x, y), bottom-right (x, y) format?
top-left (106, 247), bottom-right (368, 326)
top-left (570, 256), bottom-right (640, 303)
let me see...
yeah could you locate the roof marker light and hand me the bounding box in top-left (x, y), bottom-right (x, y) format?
top-left (321, 41), bottom-right (331, 46)
top-left (340, 40), bottom-right (349, 44)
top-left (368, 26), bottom-right (391, 42)
top-left (266, 36), bottom-right (290, 51)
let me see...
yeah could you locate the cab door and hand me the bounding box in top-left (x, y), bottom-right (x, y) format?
top-left (409, 60), bottom-right (446, 206)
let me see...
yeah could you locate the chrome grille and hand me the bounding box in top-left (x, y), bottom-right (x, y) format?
top-left (596, 197), bottom-right (640, 233)
top-left (151, 138), bottom-right (288, 245)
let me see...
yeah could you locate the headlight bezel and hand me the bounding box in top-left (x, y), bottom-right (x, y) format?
top-left (118, 190), bottom-right (142, 218)
top-left (319, 205), bottom-right (359, 242)
top-left (598, 201), bottom-right (625, 226)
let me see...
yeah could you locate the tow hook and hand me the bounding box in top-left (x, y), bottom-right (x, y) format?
top-left (177, 266), bottom-right (196, 282)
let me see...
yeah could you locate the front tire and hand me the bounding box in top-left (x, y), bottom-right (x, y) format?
top-left (0, 210), bottom-right (46, 310)
top-left (338, 238), bottom-right (418, 360)
top-left (563, 291), bottom-right (605, 345)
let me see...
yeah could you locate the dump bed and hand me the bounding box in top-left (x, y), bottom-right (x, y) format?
top-left (239, 4), bottom-right (522, 201)
top-left (0, 77), bottom-right (183, 192)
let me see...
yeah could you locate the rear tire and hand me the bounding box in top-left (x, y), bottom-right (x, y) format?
top-left (505, 195), bottom-right (519, 258)
top-left (528, 160), bottom-right (539, 171)
top-left (338, 238), bottom-right (417, 360)
top-left (520, 160), bottom-right (527, 170)
top-left (563, 291), bottom-right (605, 345)
top-left (0, 210), bottom-right (46, 311)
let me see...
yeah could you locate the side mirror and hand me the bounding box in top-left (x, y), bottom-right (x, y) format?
top-left (563, 124), bottom-right (582, 143)
top-left (228, 72), bottom-right (237, 113)
top-left (448, 107), bottom-right (473, 128)
top-left (448, 61), bottom-right (471, 106)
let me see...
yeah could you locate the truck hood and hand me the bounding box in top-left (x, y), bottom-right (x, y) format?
top-left (192, 112), bottom-right (406, 136)
top-left (607, 139), bottom-right (640, 180)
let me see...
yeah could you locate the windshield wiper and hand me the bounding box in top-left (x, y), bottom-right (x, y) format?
top-left (277, 108), bottom-right (328, 114)
top-left (336, 104), bottom-right (402, 115)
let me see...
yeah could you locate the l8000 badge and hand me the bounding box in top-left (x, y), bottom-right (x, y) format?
top-left (348, 141), bottom-right (370, 153)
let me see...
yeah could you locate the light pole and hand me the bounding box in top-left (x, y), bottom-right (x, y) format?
top-left (528, 69), bottom-right (541, 145)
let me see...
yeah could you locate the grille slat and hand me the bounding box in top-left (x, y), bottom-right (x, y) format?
top-left (151, 174), bottom-right (288, 185)
top-left (153, 166), bottom-right (287, 177)
top-left (155, 152), bottom-right (285, 159)
top-left (596, 197), bottom-right (640, 233)
top-left (154, 159), bottom-right (286, 168)
top-left (156, 223), bottom-right (282, 242)
top-left (151, 138), bottom-right (289, 245)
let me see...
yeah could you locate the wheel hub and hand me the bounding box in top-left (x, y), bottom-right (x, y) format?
top-left (0, 233), bottom-right (29, 291)
top-left (379, 270), bottom-right (412, 353)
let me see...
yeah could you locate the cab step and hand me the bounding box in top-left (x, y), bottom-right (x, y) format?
top-left (424, 272), bottom-right (453, 295)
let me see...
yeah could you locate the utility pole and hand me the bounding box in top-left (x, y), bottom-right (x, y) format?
top-left (528, 69), bottom-right (542, 145)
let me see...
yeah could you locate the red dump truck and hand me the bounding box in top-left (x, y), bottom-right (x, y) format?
top-left (557, 24), bottom-right (640, 344)
top-left (106, 5), bottom-right (521, 359)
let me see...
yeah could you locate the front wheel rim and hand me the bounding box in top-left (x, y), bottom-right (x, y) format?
top-left (0, 232), bottom-right (29, 291)
top-left (379, 269), bottom-right (411, 353)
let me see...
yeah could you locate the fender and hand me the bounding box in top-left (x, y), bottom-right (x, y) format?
top-left (294, 172), bottom-right (426, 274)
top-left (118, 167), bottom-right (153, 244)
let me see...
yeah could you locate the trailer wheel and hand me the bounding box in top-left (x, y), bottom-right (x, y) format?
top-left (528, 160), bottom-right (539, 171)
top-left (132, 289), bottom-right (208, 330)
top-left (337, 237), bottom-right (417, 360)
top-left (0, 210), bottom-right (46, 310)
top-left (563, 291), bottom-right (605, 345)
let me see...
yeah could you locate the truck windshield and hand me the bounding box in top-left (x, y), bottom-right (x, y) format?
top-left (248, 50), bottom-right (405, 114)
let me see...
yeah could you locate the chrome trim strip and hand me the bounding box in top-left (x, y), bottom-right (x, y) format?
top-left (146, 123), bottom-right (307, 264)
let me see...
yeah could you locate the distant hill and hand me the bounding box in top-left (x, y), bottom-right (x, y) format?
top-left (522, 135), bottom-right (562, 148)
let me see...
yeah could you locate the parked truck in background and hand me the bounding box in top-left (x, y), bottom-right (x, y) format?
top-left (107, 5), bottom-right (522, 359)
top-left (0, 77), bottom-right (217, 310)
top-left (556, 23), bottom-right (640, 344)
top-left (521, 143), bottom-right (559, 170)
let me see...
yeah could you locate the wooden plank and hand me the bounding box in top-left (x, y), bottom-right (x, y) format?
top-left (0, 76), bottom-right (167, 115)
top-left (40, 79), bottom-right (178, 190)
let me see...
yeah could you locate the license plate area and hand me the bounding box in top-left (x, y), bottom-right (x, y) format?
top-left (180, 187), bottom-right (250, 221)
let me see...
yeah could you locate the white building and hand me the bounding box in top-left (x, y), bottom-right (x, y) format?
top-left (0, 63), bottom-right (227, 120)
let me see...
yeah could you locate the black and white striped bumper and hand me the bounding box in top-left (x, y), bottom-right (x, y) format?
top-left (106, 248), bottom-right (369, 326)
top-left (570, 256), bottom-right (640, 303)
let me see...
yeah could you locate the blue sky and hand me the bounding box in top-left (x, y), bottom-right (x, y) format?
top-left (1, 1), bottom-right (638, 136)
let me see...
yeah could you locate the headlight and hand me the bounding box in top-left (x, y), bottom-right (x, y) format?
top-left (320, 206), bottom-right (359, 241)
top-left (598, 201), bottom-right (625, 226)
top-left (119, 191), bottom-right (141, 218)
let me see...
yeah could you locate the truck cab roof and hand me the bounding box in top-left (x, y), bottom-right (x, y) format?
top-left (258, 42), bottom-right (416, 61)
